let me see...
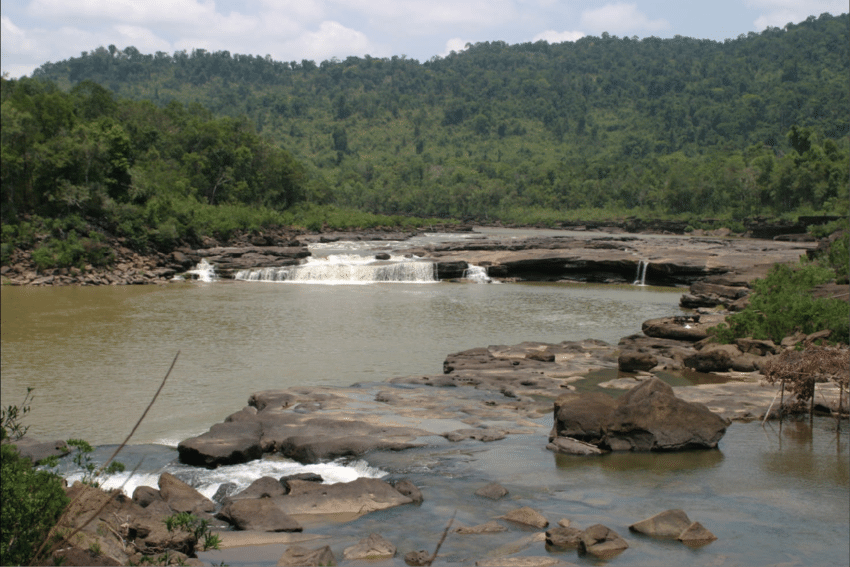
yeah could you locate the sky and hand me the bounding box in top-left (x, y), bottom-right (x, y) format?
top-left (1, 0), bottom-right (847, 78)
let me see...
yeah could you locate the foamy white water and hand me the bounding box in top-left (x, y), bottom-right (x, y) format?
top-left (462, 265), bottom-right (493, 283)
top-left (234, 254), bottom-right (436, 284)
top-left (184, 259), bottom-right (217, 282)
top-left (60, 456), bottom-right (387, 500)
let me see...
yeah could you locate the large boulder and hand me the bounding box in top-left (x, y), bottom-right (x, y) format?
top-left (177, 421), bottom-right (263, 468)
top-left (605, 378), bottom-right (727, 451)
top-left (549, 378), bottom-right (727, 453)
top-left (272, 478), bottom-right (412, 518)
top-left (158, 473), bottom-right (215, 514)
top-left (549, 393), bottom-right (618, 445)
top-left (216, 498), bottom-right (302, 532)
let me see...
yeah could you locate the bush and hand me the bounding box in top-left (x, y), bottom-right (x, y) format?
top-left (710, 262), bottom-right (849, 344)
top-left (0, 444), bottom-right (70, 565)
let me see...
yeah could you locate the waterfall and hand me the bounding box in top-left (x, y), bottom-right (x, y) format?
top-left (185, 259), bottom-right (216, 282)
top-left (633, 260), bottom-right (648, 286)
top-left (234, 255), bottom-right (437, 284)
top-left (462, 265), bottom-right (492, 284)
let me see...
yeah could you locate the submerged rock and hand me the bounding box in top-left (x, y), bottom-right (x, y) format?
top-left (578, 524), bottom-right (629, 559)
top-left (475, 482), bottom-right (509, 500)
top-left (276, 545), bottom-right (335, 567)
top-left (342, 533), bottom-right (396, 560)
top-left (629, 509), bottom-right (692, 538)
top-left (499, 506), bottom-right (549, 529)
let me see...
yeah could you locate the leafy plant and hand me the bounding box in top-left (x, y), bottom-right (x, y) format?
top-left (64, 438), bottom-right (125, 487)
top-left (710, 262), bottom-right (849, 344)
top-left (163, 512), bottom-right (222, 552)
top-left (0, 393), bottom-right (70, 566)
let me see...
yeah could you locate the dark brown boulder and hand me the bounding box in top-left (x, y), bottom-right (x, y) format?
top-left (617, 350), bottom-right (658, 372)
top-left (604, 378), bottom-right (727, 451)
top-left (579, 524), bottom-right (628, 558)
top-left (177, 421), bottom-right (263, 468)
top-left (216, 498), bottom-right (302, 532)
top-left (223, 476), bottom-right (286, 503)
top-left (684, 343), bottom-right (743, 372)
top-left (549, 392), bottom-right (618, 445)
top-left (131, 486), bottom-right (162, 508)
top-left (546, 526), bottom-right (583, 550)
top-left (393, 479), bottom-right (424, 504)
top-left (158, 473), bottom-right (215, 514)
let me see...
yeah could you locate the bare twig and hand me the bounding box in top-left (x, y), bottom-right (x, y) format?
top-left (425, 510), bottom-right (456, 566)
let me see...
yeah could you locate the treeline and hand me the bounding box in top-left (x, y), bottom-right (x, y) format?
top-left (0, 77), bottom-right (315, 265)
top-left (29, 13), bottom-right (849, 223)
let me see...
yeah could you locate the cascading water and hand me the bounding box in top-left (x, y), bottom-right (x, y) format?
top-left (234, 254), bottom-right (437, 284)
top-left (184, 259), bottom-right (216, 282)
top-left (462, 265), bottom-right (493, 283)
top-left (633, 259), bottom-right (649, 286)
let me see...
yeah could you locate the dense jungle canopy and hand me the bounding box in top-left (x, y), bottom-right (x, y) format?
top-left (2, 12), bottom-right (848, 255)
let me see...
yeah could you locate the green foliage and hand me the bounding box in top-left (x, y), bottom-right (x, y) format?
top-left (163, 512), bottom-right (221, 552)
top-left (23, 14), bottom-right (849, 223)
top-left (0, 444), bottom-right (70, 565)
top-left (1, 387), bottom-right (34, 442)
top-left (64, 438), bottom-right (125, 487)
top-left (0, 391), bottom-right (70, 566)
top-left (710, 262), bottom-right (849, 344)
top-left (31, 231), bottom-right (115, 271)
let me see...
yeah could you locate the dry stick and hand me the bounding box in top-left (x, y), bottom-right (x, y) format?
top-left (763, 387), bottom-right (782, 426)
top-left (425, 510), bottom-right (457, 567)
top-left (31, 352), bottom-right (180, 565)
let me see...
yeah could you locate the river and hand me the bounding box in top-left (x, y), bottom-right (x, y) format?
top-left (1, 230), bottom-right (848, 566)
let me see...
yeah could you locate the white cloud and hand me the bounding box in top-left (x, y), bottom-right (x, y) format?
top-left (112, 25), bottom-right (171, 53)
top-left (533, 29), bottom-right (585, 43)
top-left (27, 0), bottom-right (218, 26)
top-left (746, 0), bottom-right (847, 29)
top-left (440, 37), bottom-right (471, 57)
top-left (294, 20), bottom-right (376, 61)
top-left (580, 2), bottom-right (670, 36)
top-left (335, 0), bottom-right (516, 30)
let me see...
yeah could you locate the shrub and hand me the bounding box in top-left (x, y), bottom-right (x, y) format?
top-left (710, 262), bottom-right (849, 344)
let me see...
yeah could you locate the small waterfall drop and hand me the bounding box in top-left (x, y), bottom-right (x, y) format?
top-left (462, 265), bottom-right (492, 284)
top-left (633, 260), bottom-right (648, 286)
top-left (235, 255), bottom-right (437, 284)
top-left (185, 259), bottom-right (216, 282)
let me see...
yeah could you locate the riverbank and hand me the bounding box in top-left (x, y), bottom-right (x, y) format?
top-left (0, 221), bottom-right (826, 287)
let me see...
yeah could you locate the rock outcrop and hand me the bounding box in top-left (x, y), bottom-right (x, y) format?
top-left (549, 378), bottom-right (728, 453)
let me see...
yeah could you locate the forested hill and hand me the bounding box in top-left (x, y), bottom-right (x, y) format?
top-left (26, 13), bottom-right (850, 222)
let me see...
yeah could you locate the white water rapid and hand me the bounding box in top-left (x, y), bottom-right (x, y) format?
top-left (183, 259), bottom-right (217, 282)
top-left (462, 265), bottom-right (493, 283)
top-left (633, 259), bottom-right (649, 286)
top-left (234, 254), bottom-right (437, 284)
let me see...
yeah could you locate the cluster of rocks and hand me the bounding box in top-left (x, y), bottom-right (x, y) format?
top-left (0, 246), bottom-right (184, 286)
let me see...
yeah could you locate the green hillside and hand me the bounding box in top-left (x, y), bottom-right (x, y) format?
top-left (29, 13), bottom-right (849, 224)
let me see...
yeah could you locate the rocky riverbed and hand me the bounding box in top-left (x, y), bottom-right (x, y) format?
top-left (14, 327), bottom-right (847, 566)
top-left (0, 223), bottom-right (822, 287)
